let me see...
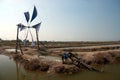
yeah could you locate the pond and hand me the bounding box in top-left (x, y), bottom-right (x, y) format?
top-left (0, 55), bottom-right (120, 80)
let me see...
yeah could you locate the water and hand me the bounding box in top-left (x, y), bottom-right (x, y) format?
top-left (39, 55), bottom-right (62, 62)
top-left (51, 44), bottom-right (120, 51)
top-left (0, 55), bottom-right (120, 80)
top-left (5, 49), bottom-right (20, 52)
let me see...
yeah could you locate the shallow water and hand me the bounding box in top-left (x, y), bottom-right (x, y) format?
top-left (5, 49), bottom-right (20, 52)
top-left (52, 45), bottom-right (120, 51)
top-left (0, 55), bottom-right (120, 80)
top-left (39, 55), bottom-right (62, 62)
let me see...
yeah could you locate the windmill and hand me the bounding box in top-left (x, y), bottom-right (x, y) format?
top-left (16, 6), bottom-right (41, 54)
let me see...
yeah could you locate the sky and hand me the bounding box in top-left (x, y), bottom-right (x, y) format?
top-left (0, 0), bottom-right (120, 41)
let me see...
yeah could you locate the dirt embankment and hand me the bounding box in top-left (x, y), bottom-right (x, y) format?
top-left (10, 49), bottom-right (120, 74)
top-left (12, 50), bottom-right (120, 74)
top-left (0, 45), bottom-right (120, 74)
top-left (78, 50), bottom-right (120, 65)
top-left (12, 54), bottom-right (81, 74)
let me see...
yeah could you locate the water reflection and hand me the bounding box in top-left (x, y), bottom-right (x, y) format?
top-left (15, 61), bottom-right (19, 80)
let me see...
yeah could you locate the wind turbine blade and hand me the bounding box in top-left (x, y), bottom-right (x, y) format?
top-left (32, 22), bottom-right (41, 32)
top-left (30, 6), bottom-right (37, 22)
top-left (17, 23), bottom-right (27, 31)
top-left (24, 12), bottom-right (30, 22)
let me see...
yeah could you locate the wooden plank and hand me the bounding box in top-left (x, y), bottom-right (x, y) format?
top-left (68, 53), bottom-right (101, 72)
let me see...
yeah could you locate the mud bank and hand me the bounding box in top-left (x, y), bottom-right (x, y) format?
top-left (12, 51), bottom-right (120, 74)
top-left (0, 46), bottom-right (120, 74)
top-left (13, 54), bottom-right (81, 74)
top-left (13, 54), bottom-right (49, 71)
top-left (78, 50), bottom-right (120, 65)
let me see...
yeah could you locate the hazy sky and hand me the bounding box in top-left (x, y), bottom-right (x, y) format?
top-left (0, 0), bottom-right (120, 41)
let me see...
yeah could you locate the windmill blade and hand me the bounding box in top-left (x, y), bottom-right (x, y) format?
top-left (23, 39), bottom-right (26, 46)
top-left (29, 29), bottom-right (35, 46)
top-left (32, 22), bottom-right (41, 32)
top-left (24, 12), bottom-right (30, 22)
top-left (25, 28), bottom-right (29, 39)
top-left (23, 29), bottom-right (29, 46)
top-left (17, 23), bottom-right (27, 31)
top-left (31, 39), bottom-right (35, 46)
top-left (30, 6), bottom-right (37, 22)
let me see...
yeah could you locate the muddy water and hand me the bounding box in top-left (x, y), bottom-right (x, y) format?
top-left (0, 55), bottom-right (120, 80)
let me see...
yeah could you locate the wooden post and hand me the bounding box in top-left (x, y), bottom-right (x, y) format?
top-left (69, 53), bottom-right (101, 72)
top-left (35, 29), bottom-right (40, 50)
top-left (15, 26), bottom-right (19, 53)
top-left (18, 39), bottom-right (24, 55)
top-left (15, 26), bottom-right (24, 55)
